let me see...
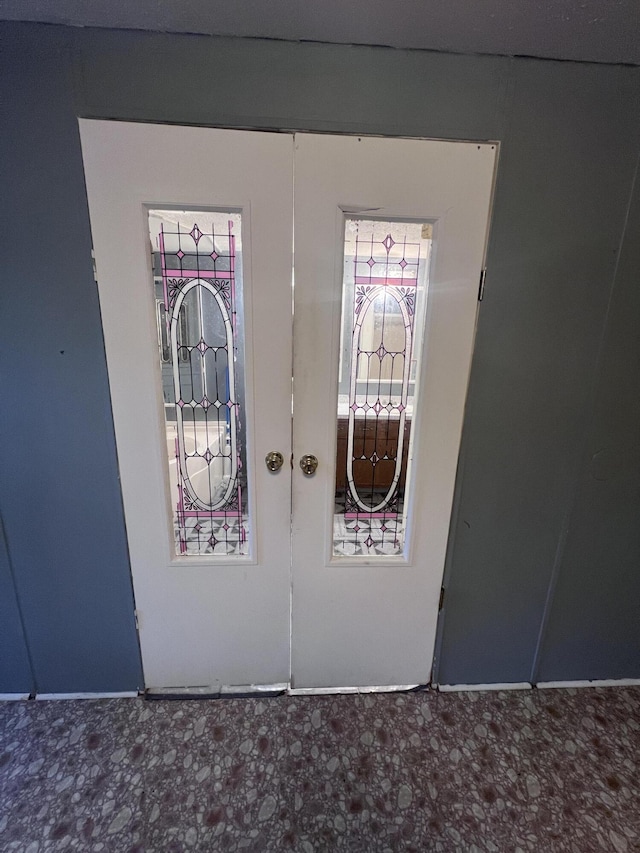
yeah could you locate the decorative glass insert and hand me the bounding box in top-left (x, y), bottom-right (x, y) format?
top-left (333, 218), bottom-right (432, 557)
top-left (149, 210), bottom-right (249, 557)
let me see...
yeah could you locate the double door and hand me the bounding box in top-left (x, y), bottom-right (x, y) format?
top-left (80, 121), bottom-right (496, 692)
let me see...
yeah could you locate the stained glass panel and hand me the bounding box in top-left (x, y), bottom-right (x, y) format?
top-left (149, 210), bottom-right (249, 557)
top-left (333, 218), bottom-right (432, 557)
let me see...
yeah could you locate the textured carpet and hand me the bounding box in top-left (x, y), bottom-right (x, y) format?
top-left (1, 686), bottom-right (639, 851)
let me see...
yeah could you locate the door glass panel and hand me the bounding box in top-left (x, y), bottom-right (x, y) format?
top-left (333, 218), bottom-right (432, 557)
top-left (149, 210), bottom-right (249, 557)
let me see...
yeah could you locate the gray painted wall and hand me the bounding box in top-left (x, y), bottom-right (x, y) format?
top-left (0, 24), bottom-right (142, 692)
top-left (2, 0), bottom-right (640, 65)
top-left (534, 158), bottom-right (640, 682)
top-left (0, 518), bottom-right (33, 694)
top-left (1, 22), bottom-right (638, 691)
top-left (434, 61), bottom-right (640, 684)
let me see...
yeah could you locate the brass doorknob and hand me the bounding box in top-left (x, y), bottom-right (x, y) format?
top-left (265, 451), bottom-right (284, 472)
top-left (299, 454), bottom-right (318, 476)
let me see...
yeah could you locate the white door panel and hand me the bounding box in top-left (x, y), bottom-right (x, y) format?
top-left (81, 121), bottom-right (496, 691)
top-left (80, 121), bottom-right (293, 689)
top-left (291, 134), bottom-right (496, 689)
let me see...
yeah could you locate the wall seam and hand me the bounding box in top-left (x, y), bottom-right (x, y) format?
top-left (3, 20), bottom-right (640, 69)
top-left (0, 510), bottom-right (37, 694)
top-left (69, 31), bottom-right (145, 692)
top-left (529, 140), bottom-right (640, 684)
top-left (432, 55), bottom-right (517, 684)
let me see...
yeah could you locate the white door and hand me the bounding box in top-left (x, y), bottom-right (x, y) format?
top-left (291, 134), bottom-right (496, 689)
top-left (80, 121), bottom-right (496, 692)
top-left (80, 122), bottom-right (294, 691)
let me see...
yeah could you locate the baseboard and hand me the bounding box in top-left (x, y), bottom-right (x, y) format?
top-left (437, 679), bottom-right (640, 693)
top-left (146, 683), bottom-right (288, 699)
top-left (10, 681), bottom-right (639, 702)
top-left (436, 682), bottom-right (532, 692)
top-left (221, 683), bottom-right (288, 696)
top-left (536, 678), bottom-right (640, 689)
top-left (35, 691), bottom-right (139, 700)
top-left (288, 684), bottom-right (420, 696)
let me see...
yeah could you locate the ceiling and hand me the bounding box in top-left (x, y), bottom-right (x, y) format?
top-left (1, 0), bottom-right (639, 66)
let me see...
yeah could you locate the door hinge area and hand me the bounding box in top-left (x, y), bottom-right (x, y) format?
top-left (134, 609), bottom-right (141, 631)
top-left (438, 587), bottom-right (446, 611)
top-left (91, 250), bottom-right (98, 284)
top-left (478, 268), bottom-right (487, 302)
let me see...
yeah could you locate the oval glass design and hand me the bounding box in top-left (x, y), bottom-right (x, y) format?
top-left (333, 218), bottom-right (432, 558)
top-left (171, 280), bottom-right (237, 511)
top-left (347, 286), bottom-right (411, 512)
top-left (149, 210), bottom-right (249, 557)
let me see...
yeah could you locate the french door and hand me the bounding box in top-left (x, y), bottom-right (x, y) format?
top-left (80, 121), bottom-right (496, 692)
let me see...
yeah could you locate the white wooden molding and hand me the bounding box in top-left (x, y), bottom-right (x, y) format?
top-left (35, 692), bottom-right (139, 700)
top-left (437, 682), bottom-right (532, 692)
top-left (536, 679), bottom-right (640, 689)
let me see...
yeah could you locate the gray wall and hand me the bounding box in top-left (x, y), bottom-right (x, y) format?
top-left (0, 24), bottom-right (142, 692)
top-left (1, 22), bottom-right (638, 691)
top-left (0, 518), bottom-right (33, 694)
top-left (434, 62), bottom-right (640, 684)
top-left (534, 157), bottom-right (640, 682)
top-left (3, 0), bottom-right (640, 64)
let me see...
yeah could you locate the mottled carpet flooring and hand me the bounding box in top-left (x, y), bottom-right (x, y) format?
top-left (1, 687), bottom-right (639, 851)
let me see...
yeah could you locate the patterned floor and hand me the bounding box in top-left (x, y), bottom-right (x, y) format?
top-left (1, 687), bottom-right (639, 852)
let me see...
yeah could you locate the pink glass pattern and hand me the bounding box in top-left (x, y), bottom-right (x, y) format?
top-left (333, 219), bottom-right (431, 557)
top-left (150, 210), bottom-right (249, 557)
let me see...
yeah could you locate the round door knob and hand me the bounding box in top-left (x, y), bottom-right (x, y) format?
top-left (299, 454), bottom-right (318, 476)
top-left (265, 451), bottom-right (284, 472)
